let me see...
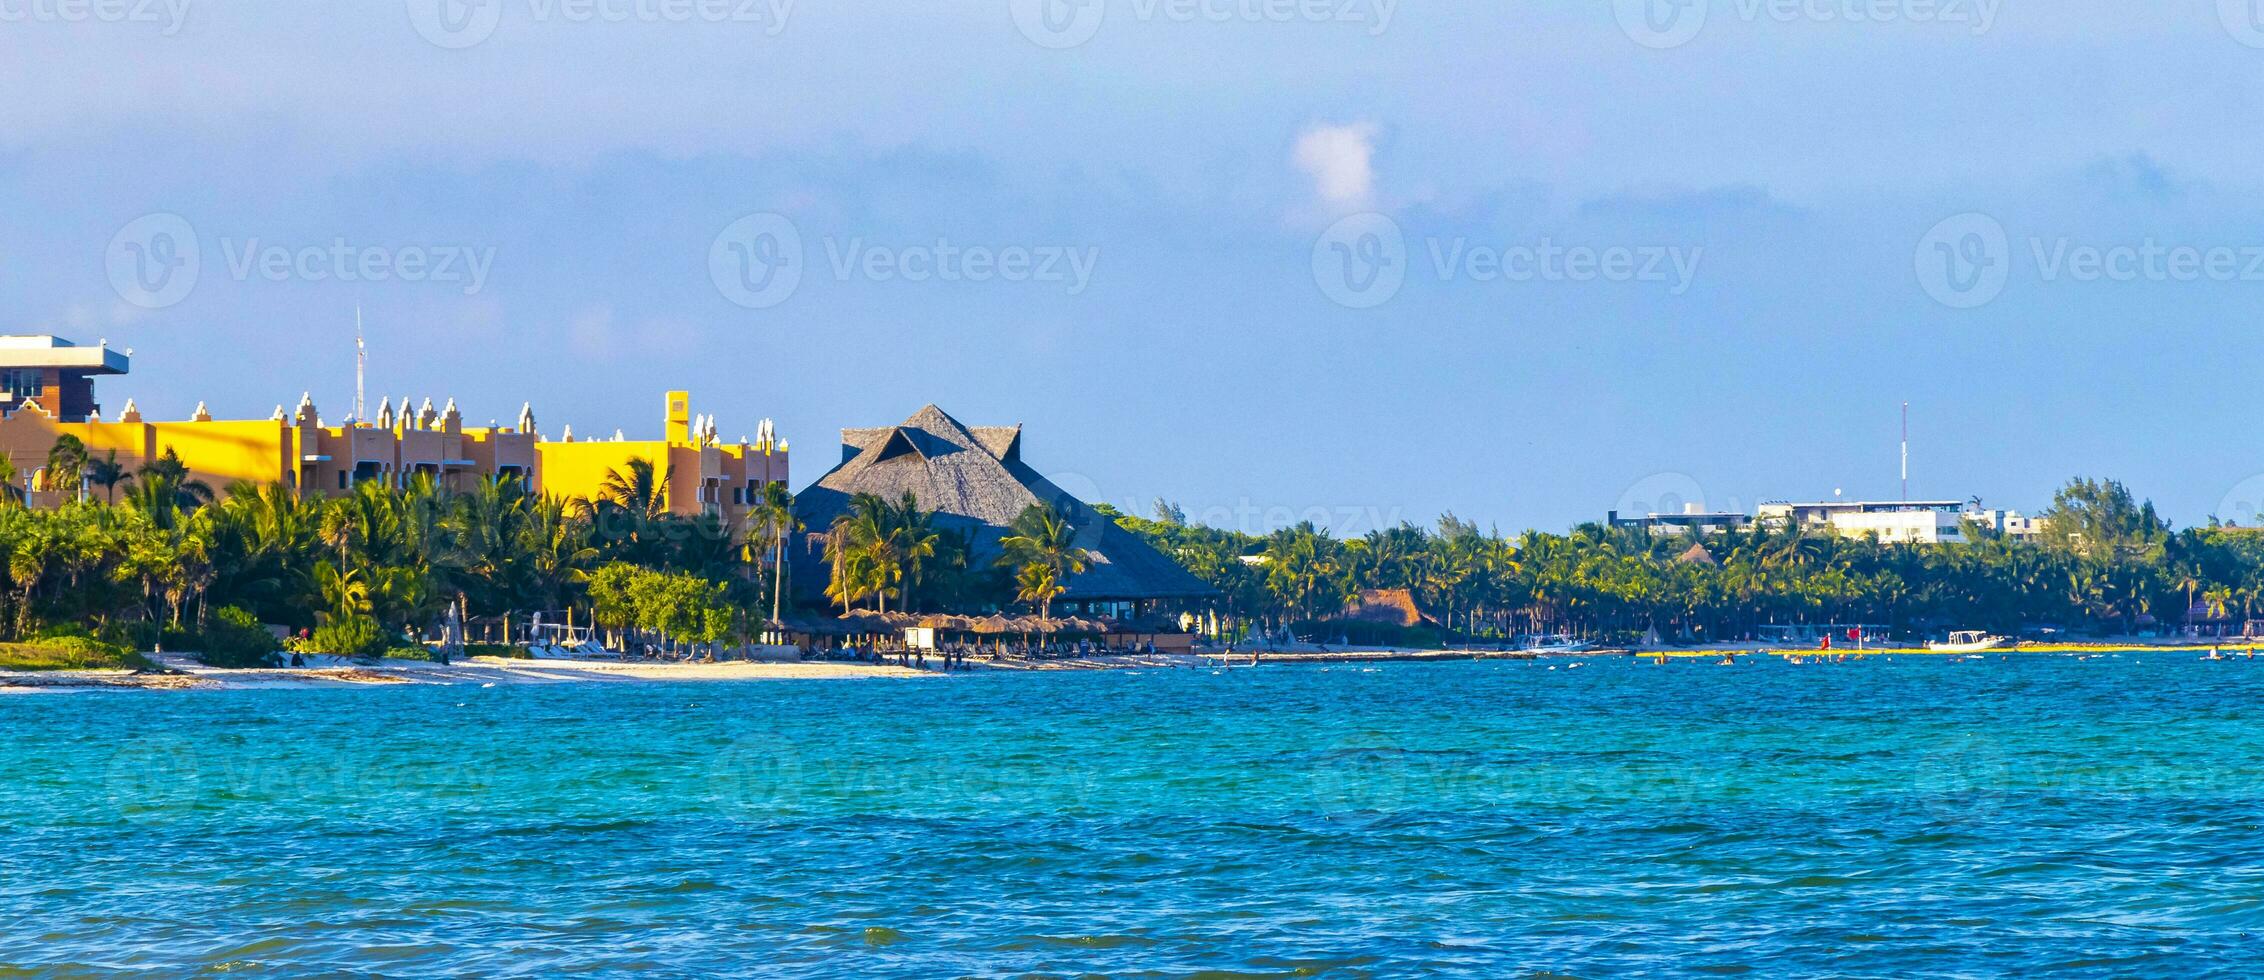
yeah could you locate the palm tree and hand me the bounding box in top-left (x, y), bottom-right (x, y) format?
top-left (826, 492), bottom-right (894, 612)
top-left (1014, 562), bottom-right (1064, 621)
top-left (998, 501), bottom-right (1089, 620)
top-left (521, 497), bottom-right (600, 613)
top-left (596, 458), bottom-right (670, 521)
top-left (43, 435), bottom-right (88, 501)
top-left (125, 448), bottom-right (213, 529)
top-left (0, 455), bottom-right (21, 506)
top-left (85, 450), bottom-right (126, 505)
top-left (744, 481), bottom-right (799, 630)
top-left (887, 492), bottom-right (940, 611)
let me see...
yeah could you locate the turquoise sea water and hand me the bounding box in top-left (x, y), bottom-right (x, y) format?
top-left (6, 653), bottom-right (2264, 976)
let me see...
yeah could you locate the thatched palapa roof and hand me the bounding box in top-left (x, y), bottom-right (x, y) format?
top-left (793, 405), bottom-right (1216, 603)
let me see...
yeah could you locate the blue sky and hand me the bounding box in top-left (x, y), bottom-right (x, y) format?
top-left (5, 1), bottom-right (2263, 534)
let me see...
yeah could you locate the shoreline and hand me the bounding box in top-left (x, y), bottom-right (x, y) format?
top-left (4, 640), bottom-right (2251, 692)
top-left (0, 653), bottom-right (938, 693)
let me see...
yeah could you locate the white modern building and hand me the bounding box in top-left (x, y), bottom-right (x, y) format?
top-left (1608, 503), bottom-right (1755, 537)
top-left (1755, 499), bottom-right (2042, 544)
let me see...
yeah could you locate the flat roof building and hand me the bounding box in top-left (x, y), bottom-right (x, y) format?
top-left (0, 336), bottom-right (789, 522)
top-left (1607, 504), bottom-right (1754, 537)
top-left (0, 335), bottom-right (130, 423)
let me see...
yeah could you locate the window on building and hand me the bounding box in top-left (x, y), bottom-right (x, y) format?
top-left (0, 370), bottom-right (39, 404)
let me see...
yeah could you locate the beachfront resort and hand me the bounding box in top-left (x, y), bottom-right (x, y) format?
top-left (0, 331), bottom-right (2261, 689)
top-left (0, 334), bottom-right (1225, 682)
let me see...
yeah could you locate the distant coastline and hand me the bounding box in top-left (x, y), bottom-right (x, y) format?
top-left (6, 638), bottom-right (2252, 693)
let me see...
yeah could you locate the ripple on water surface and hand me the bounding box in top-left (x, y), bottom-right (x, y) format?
top-left (4, 654), bottom-right (2264, 974)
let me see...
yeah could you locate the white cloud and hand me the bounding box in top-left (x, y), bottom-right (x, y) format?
top-left (1293, 122), bottom-right (1380, 209)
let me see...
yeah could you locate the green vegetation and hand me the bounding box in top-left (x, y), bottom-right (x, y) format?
top-left (198, 606), bottom-right (281, 668)
top-left (0, 438), bottom-right (790, 669)
top-left (0, 636), bottom-right (151, 672)
top-left (1111, 478), bottom-right (2264, 644)
top-left (822, 490), bottom-right (1002, 613)
top-left (586, 562), bottom-right (733, 656)
top-left (999, 502), bottom-right (1087, 620)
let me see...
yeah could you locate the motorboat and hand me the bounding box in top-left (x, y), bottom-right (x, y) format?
top-left (1927, 630), bottom-right (2011, 653)
top-left (1520, 633), bottom-right (1595, 655)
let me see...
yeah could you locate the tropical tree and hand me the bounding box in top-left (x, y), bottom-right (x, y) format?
top-left (43, 435), bottom-right (88, 500)
top-left (84, 450), bottom-right (127, 505)
top-left (998, 501), bottom-right (1090, 620)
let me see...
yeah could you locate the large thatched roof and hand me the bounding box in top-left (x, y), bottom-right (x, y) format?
top-left (793, 405), bottom-right (1215, 603)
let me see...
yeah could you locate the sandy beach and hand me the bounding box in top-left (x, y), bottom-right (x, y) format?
top-left (0, 653), bottom-right (937, 693)
top-left (7, 639), bottom-right (2244, 692)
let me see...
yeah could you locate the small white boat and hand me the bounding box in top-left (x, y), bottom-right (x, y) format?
top-left (1520, 634), bottom-right (1594, 655)
top-left (1928, 630), bottom-right (2010, 653)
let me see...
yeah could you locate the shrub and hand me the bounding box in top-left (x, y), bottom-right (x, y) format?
top-left (99, 620), bottom-right (160, 652)
top-left (159, 625), bottom-right (204, 652)
top-left (0, 636), bottom-right (150, 672)
top-left (305, 616), bottom-right (391, 660)
top-left (198, 607), bottom-right (282, 669)
top-left (29, 622), bottom-right (94, 641)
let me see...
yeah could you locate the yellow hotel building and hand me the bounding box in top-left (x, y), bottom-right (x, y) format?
top-left (0, 335), bottom-right (788, 516)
